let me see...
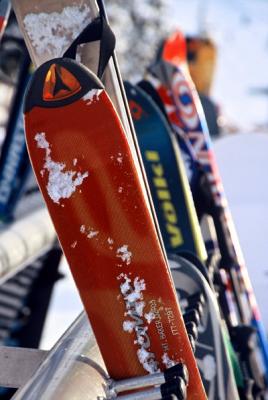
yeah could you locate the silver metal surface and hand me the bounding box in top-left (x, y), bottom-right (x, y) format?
top-left (0, 347), bottom-right (47, 388)
top-left (0, 208), bottom-right (56, 284)
top-left (111, 387), bottom-right (162, 400)
top-left (11, 312), bottom-right (108, 400)
top-left (110, 372), bottom-right (164, 394)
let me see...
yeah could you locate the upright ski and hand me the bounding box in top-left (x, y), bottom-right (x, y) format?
top-left (170, 254), bottom-right (240, 399)
top-left (0, 40), bottom-right (32, 220)
top-left (23, 57), bottom-right (206, 398)
top-left (125, 81), bottom-right (242, 399)
top-left (125, 81), bottom-right (206, 260)
top-left (146, 30), bottom-right (268, 393)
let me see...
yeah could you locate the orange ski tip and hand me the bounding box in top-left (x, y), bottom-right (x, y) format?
top-left (43, 63), bottom-right (81, 101)
top-left (163, 30), bottom-right (187, 66)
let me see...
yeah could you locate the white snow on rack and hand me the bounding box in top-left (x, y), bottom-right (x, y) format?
top-left (35, 132), bottom-right (88, 204)
top-left (23, 5), bottom-right (91, 58)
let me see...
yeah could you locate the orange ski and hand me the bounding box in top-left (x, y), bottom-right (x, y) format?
top-left (24, 58), bottom-right (206, 399)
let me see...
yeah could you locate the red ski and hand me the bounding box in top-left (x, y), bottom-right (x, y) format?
top-left (0, 0), bottom-right (11, 40)
top-left (24, 58), bottom-right (206, 399)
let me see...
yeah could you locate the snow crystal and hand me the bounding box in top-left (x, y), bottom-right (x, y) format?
top-left (80, 225), bottom-right (99, 239)
top-left (145, 312), bottom-right (155, 324)
top-left (35, 132), bottom-right (88, 204)
top-left (125, 290), bottom-right (141, 304)
top-left (116, 245), bottom-right (132, 265)
top-left (162, 353), bottom-right (176, 368)
top-left (123, 278), bottom-right (146, 317)
top-left (122, 278), bottom-right (146, 317)
top-left (117, 273), bottom-right (125, 280)
top-left (23, 5), bottom-right (91, 58)
top-left (117, 153), bottom-right (123, 164)
top-left (108, 238), bottom-right (114, 245)
top-left (123, 320), bottom-right (136, 333)
top-left (134, 277), bottom-right (146, 292)
top-left (120, 276), bottom-right (145, 308)
top-left (137, 348), bottom-right (159, 374)
top-left (134, 335), bottom-right (145, 346)
top-left (118, 186), bottom-right (123, 193)
top-left (118, 273), bottom-right (158, 373)
top-left (87, 229), bottom-right (99, 239)
top-left (83, 89), bottom-right (103, 105)
top-left (36, 132), bottom-right (49, 149)
top-left (71, 241), bottom-right (77, 248)
top-left (120, 275), bottom-right (131, 295)
top-left (73, 158), bottom-right (77, 166)
top-left (135, 301), bottom-right (145, 317)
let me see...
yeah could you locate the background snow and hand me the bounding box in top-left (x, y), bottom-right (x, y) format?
top-left (214, 133), bottom-right (268, 329)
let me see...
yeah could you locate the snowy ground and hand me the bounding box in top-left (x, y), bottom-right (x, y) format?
top-left (40, 0), bottom-right (268, 349)
top-left (214, 133), bottom-right (268, 329)
top-left (167, 0), bottom-right (268, 131)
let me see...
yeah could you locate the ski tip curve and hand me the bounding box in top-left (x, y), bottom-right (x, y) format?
top-left (162, 30), bottom-right (187, 66)
top-left (24, 58), bottom-right (104, 113)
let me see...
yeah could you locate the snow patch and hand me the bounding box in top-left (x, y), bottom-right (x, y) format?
top-left (116, 245), bottom-right (132, 265)
top-left (117, 153), bottom-right (123, 164)
top-left (137, 348), bottom-right (159, 374)
top-left (118, 273), bottom-right (159, 374)
top-left (23, 6), bottom-right (91, 58)
top-left (145, 312), bottom-right (155, 324)
top-left (83, 89), bottom-right (103, 105)
top-left (110, 153), bottom-right (123, 164)
top-left (80, 224), bottom-right (99, 239)
top-left (162, 353), bottom-right (176, 368)
top-left (87, 229), bottom-right (99, 239)
top-left (35, 132), bottom-right (88, 204)
top-left (123, 320), bottom-right (136, 333)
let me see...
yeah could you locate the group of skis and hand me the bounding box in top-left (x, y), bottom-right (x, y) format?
top-left (0, 0), bottom-right (268, 399)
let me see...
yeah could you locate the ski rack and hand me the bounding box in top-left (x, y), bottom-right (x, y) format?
top-left (0, 312), bottom-right (189, 400)
top-left (0, 207), bottom-right (56, 284)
